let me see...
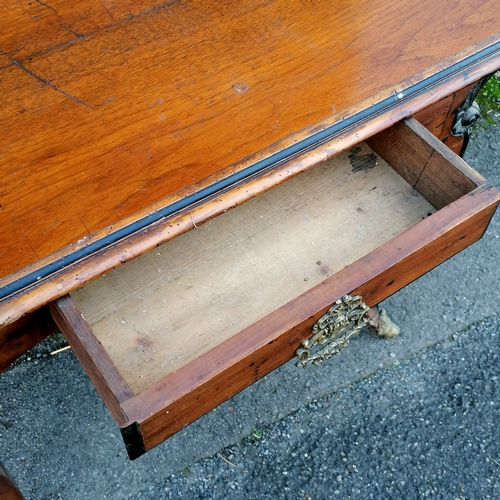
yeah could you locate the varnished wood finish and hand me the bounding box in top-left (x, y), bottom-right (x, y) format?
top-left (0, 306), bottom-right (56, 373)
top-left (0, 0), bottom-right (166, 67)
top-left (3, 47), bottom-right (500, 328)
top-left (1, 1), bottom-right (500, 327)
top-left (49, 120), bottom-right (500, 458)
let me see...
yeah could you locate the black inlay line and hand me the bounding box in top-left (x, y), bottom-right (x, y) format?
top-left (2, 40), bottom-right (500, 301)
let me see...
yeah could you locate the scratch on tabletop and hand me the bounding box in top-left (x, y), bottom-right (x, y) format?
top-left (9, 58), bottom-right (94, 110)
top-left (99, 97), bottom-right (115, 105)
top-left (138, 0), bottom-right (180, 21)
top-left (98, 0), bottom-right (114, 19)
top-left (35, 0), bottom-right (59, 16)
top-left (29, 241), bottom-right (40, 260)
top-left (60, 24), bottom-right (84, 39)
top-left (78, 216), bottom-right (92, 236)
top-left (190, 213), bottom-right (198, 228)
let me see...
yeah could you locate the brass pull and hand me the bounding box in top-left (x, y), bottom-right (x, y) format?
top-left (296, 295), bottom-right (369, 368)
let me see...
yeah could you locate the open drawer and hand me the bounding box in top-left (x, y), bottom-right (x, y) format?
top-left (50, 118), bottom-right (500, 459)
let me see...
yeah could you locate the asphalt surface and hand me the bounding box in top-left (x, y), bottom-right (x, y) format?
top-left (0, 110), bottom-right (499, 499)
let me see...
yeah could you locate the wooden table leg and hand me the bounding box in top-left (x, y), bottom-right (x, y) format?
top-left (0, 463), bottom-right (25, 500)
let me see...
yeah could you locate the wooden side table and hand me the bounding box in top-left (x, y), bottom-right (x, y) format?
top-left (1, 0), bottom-right (500, 460)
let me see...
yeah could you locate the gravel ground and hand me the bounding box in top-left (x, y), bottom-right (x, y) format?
top-left (0, 102), bottom-right (498, 500)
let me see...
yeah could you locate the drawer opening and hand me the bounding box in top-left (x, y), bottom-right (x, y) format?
top-left (70, 133), bottom-right (435, 396)
top-left (50, 118), bottom-right (499, 458)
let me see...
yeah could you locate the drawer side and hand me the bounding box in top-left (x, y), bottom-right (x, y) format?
top-left (50, 296), bottom-right (133, 426)
top-left (367, 118), bottom-right (485, 209)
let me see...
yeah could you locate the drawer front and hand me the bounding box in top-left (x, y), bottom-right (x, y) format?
top-left (50, 118), bottom-right (500, 459)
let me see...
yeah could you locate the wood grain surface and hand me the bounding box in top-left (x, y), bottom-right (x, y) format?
top-left (2, 56), bottom-right (498, 330)
top-left (367, 118), bottom-right (484, 209)
top-left (0, 0), bottom-right (167, 67)
top-left (1, 0), bottom-right (500, 296)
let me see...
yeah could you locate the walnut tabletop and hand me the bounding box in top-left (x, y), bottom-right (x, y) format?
top-left (1, 0), bottom-right (500, 325)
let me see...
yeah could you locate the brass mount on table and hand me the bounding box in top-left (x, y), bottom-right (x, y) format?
top-left (295, 295), bottom-right (369, 368)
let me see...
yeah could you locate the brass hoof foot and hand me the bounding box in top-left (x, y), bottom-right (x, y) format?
top-left (366, 307), bottom-right (400, 338)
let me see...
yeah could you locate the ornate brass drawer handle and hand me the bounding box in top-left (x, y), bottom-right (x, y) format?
top-left (296, 295), bottom-right (369, 368)
top-left (296, 295), bottom-right (401, 368)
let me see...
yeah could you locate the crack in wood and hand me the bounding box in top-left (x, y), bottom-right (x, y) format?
top-left (9, 58), bottom-right (93, 110)
top-left (412, 149), bottom-right (435, 189)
